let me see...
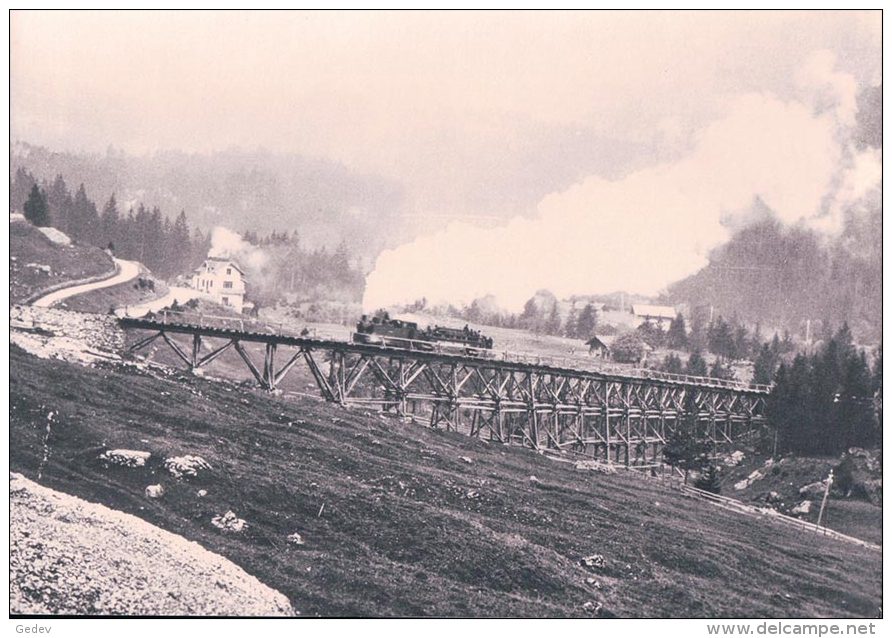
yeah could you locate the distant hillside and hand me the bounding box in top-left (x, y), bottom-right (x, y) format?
top-left (666, 203), bottom-right (881, 344)
top-left (10, 142), bottom-right (408, 258)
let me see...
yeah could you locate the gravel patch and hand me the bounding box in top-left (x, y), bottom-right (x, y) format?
top-left (9, 473), bottom-right (294, 616)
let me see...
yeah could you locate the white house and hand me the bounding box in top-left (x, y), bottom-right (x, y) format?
top-left (191, 257), bottom-right (248, 313)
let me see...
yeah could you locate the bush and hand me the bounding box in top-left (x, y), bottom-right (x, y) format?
top-left (612, 333), bottom-right (648, 364)
top-left (694, 463), bottom-right (722, 494)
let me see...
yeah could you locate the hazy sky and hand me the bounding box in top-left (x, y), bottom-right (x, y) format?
top-left (11, 10), bottom-right (882, 308)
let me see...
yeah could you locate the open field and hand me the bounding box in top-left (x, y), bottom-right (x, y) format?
top-left (9, 345), bottom-right (882, 617)
top-left (10, 220), bottom-right (115, 304)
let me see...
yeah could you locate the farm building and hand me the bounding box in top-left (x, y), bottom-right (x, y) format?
top-left (191, 257), bottom-right (249, 313)
top-left (586, 334), bottom-right (616, 358)
top-left (630, 304), bottom-right (676, 327)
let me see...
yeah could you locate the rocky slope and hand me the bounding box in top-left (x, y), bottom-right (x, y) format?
top-left (10, 472), bottom-right (294, 616)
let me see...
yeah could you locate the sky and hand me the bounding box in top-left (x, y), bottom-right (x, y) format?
top-left (10, 10), bottom-right (882, 310)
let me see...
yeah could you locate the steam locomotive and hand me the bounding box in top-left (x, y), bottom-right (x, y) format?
top-left (352, 310), bottom-right (494, 356)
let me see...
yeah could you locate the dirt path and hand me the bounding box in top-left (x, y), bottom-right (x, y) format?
top-left (31, 258), bottom-right (141, 307)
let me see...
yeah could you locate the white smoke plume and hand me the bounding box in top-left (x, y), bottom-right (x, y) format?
top-left (208, 226), bottom-right (268, 271)
top-left (363, 52), bottom-right (878, 313)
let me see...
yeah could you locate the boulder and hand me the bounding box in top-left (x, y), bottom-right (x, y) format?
top-left (791, 500), bottom-right (812, 515)
top-left (145, 484), bottom-right (164, 499)
top-left (579, 554), bottom-right (606, 570)
top-left (164, 455), bottom-right (212, 479)
top-left (100, 449), bottom-right (151, 468)
top-left (212, 510), bottom-right (247, 533)
top-left (287, 533), bottom-right (305, 546)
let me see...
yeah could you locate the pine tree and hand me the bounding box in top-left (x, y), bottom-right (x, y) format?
top-left (753, 343), bottom-right (777, 385)
top-left (663, 426), bottom-right (709, 484)
top-left (564, 306), bottom-right (579, 338)
top-left (666, 313), bottom-right (688, 350)
top-left (46, 175), bottom-right (73, 234)
top-left (575, 303), bottom-right (598, 339)
top-left (685, 352), bottom-right (708, 377)
top-left (544, 304), bottom-right (562, 335)
top-left (23, 184), bottom-right (50, 227)
top-left (662, 353), bottom-right (684, 374)
top-left (70, 184), bottom-right (99, 242)
top-left (688, 310), bottom-right (708, 353)
top-left (10, 167), bottom-right (36, 213)
top-left (99, 194), bottom-right (121, 250)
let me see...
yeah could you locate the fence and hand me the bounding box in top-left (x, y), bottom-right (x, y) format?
top-left (678, 483), bottom-right (880, 551)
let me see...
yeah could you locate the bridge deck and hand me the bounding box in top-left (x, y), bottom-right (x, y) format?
top-left (118, 316), bottom-right (770, 396)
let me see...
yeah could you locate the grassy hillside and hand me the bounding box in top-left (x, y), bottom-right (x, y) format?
top-left (10, 220), bottom-right (115, 304)
top-left (9, 345), bottom-right (881, 618)
top-left (62, 273), bottom-right (169, 314)
top-left (720, 453), bottom-right (882, 546)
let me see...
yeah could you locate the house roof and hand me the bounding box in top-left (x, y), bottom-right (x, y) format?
top-left (631, 304), bottom-right (676, 320)
top-left (194, 256), bottom-right (245, 276)
top-left (586, 334), bottom-right (617, 349)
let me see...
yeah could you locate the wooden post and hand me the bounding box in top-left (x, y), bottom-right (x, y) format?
top-left (815, 470), bottom-right (834, 533)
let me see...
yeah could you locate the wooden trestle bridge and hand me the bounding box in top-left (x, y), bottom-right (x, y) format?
top-left (120, 315), bottom-right (770, 466)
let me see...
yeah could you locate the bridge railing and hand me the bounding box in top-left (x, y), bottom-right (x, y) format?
top-left (139, 309), bottom-right (771, 393)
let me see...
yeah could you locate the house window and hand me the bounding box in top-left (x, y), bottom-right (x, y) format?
top-left (224, 281), bottom-right (233, 289)
top-left (222, 296), bottom-right (230, 305)
top-left (226, 268), bottom-right (232, 275)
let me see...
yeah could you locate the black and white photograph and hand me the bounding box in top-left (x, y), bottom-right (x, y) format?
top-left (6, 7), bottom-right (884, 626)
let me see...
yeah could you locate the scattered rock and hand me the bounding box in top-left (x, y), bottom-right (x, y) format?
top-left (579, 554), bottom-right (606, 570)
top-left (287, 533), bottom-right (305, 546)
top-left (459, 456), bottom-right (473, 464)
top-left (211, 511), bottom-right (247, 533)
top-left (165, 455), bottom-right (212, 479)
top-left (799, 481), bottom-right (827, 497)
top-left (529, 475), bottom-right (541, 484)
top-left (791, 500), bottom-right (812, 515)
top-left (575, 460), bottom-right (616, 474)
top-left (765, 491), bottom-right (782, 504)
top-left (197, 489), bottom-right (208, 498)
top-left (582, 601), bottom-right (603, 615)
top-left (734, 469), bottom-right (765, 491)
top-left (465, 490), bottom-right (480, 500)
top-left (585, 577), bottom-right (602, 589)
top-left (725, 450), bottom-right (745, 467)
top-left (100, 449), bottom-right (151, 468)
top-left (145, 484), bottom-right (165, 499)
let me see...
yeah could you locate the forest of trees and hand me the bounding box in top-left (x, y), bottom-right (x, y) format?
top-left (768, 325), bottom-right (880, 455)
top-left (239, 230), bottom-right (365, 307)
top-left (11, 168), bottom-right (367, 305)
top-left (13, 168), bottom-right (209, 279)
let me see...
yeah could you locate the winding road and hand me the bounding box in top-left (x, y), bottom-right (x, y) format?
top-left (31, 258), bottom-right (142, 308)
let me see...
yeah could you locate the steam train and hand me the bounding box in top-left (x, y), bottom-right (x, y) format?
top-left (352, 311), bottom-right (494, 356)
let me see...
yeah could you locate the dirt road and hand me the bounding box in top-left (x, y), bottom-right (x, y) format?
top-left (31, 258), bottom-right (141, 307)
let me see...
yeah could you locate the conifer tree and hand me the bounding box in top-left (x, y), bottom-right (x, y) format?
top-left (23, 184), bottom-right (50, 227)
